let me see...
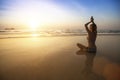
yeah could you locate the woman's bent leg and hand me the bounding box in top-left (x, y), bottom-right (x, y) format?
top-left (77, 43), bottom-right (87, 50)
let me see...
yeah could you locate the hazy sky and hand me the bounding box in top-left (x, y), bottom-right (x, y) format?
top-left (0, 0), bottom-right (120, 30)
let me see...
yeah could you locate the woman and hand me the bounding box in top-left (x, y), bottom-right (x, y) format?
top-left (77, 16), bottom-right (97, 53)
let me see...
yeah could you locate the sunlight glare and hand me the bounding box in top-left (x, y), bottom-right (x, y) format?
top-left (5, 0), bottom-right (72, 30)
top-left (28, 20), bottom-right (39, 31)
top-left (31, 33), bottom-right (39, 37)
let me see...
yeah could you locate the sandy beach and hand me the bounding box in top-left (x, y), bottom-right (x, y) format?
top-left (0, 35), bottom-right (120, 80)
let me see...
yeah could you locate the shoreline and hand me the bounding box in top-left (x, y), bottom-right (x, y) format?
top-left (0, 33), bottom-right (120, 39)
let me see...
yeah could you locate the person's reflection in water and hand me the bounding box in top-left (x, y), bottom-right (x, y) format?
top-left (76, 50), bottom-right (105, 80)
top-left (76, 50), bottom-right (96, 73)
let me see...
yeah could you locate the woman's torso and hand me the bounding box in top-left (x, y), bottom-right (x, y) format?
top-left (87, 32), bottom-right (97, 48)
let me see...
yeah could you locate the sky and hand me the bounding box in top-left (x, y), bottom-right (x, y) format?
top-left (0, 0), bottom-right (120, 30)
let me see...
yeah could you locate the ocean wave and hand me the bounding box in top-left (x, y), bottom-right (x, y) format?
top-left (0, 30), bottom-right (120, 39)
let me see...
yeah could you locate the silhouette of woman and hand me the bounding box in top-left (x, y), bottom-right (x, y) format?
top-left (77, 16), bottom-right (97, 53)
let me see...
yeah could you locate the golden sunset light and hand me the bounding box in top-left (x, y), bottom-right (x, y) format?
top-left (27, 20), bottom-right (39, 31)
top-left (0, 0), bottom-right (120, 80)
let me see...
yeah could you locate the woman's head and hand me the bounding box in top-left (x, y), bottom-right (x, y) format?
top-left (89, 23), bottom-right (97, 32)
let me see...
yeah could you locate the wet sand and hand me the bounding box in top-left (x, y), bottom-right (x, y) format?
top-left (0, 35), bottom-right (120, 80)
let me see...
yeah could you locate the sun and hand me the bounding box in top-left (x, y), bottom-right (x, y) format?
top-left (28, 20), bottom-right (39, 31)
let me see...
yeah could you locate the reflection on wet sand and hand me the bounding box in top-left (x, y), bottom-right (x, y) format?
top-left (76, 50), bottom-right (105, 80)
top-left (0, 36), bottom-right (120, 80)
